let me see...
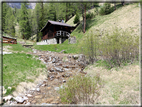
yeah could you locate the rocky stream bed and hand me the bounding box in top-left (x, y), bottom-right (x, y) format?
top-left (3, 49), bottom-right (88, 106)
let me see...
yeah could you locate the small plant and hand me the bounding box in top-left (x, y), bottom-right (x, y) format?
top-left (73, 13), bottom-right (80, 24)
top-left (86, 12), bottom-right (94, 19)
top-left (59, 74), bottom-right (103, 104)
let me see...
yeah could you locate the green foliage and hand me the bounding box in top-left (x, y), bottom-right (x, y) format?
top-left (73, 13), bottom-right (80, 24)
top-left (3, 43), bottom-right (32, 52)
top-left (3, 4), bottom-right (15, 36)
top-left (99, 28), bottom-right (139, 68)
top-left (79, 30), bottom-right (99, 64)
top-left (47, 3), bottom-right (57, 21)
top-left (2, 3), bottom-right (9, 31)
top-left (3, 53), bottom-right (46, 96)
top-left (19, 3), bottom-right (31, 39)
top-left (99, 3), bottom-right (114, 15)
top-left (79, 27), bottom-right (139, 68)
top-left (34, 40), bottom-right (79, 54)
top-left (59, 74), bottom-right (103, 104)
top-left (86, 12), bottom-right (94, 19)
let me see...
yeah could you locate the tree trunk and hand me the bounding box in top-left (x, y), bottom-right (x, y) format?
top-left (114, 3), bottom-right (116, 10)
top-left (82, 6), bottom-right (84, 32)
top-left (83, 5), bottom-right (86, 33)
top-left (121, 0), bottom-right (125, 6)
top-left (66, 3), bottom-right (68, 22)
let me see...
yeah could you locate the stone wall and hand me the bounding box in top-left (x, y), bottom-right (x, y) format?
top-left (68, 36), bottom-right (76, 44)
top-left (37, 38), bottom-right (57, 45)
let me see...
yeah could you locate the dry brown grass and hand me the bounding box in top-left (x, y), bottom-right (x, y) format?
top-left (12, 70), bottom-right (47, 97)
top-left (91, 4), bottom-right (139, 36)
top-left (84, 63), bottom-right (140, 104)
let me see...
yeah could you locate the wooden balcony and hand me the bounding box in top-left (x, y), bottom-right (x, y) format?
top-left (56, 30), bottom-right (70, 38)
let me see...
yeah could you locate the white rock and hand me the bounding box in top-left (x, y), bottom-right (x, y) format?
top-left (31, 88), bottom-right (35, 91)
top-left (25, 102), bottom-right (30, 105)
top-left (41, 84), bottom-right (45, 87)
top-left (23, 96), bottom-right (28, 100)
top-left (3, 95), bottom-right (13, 101)
top-left (41, 103), bottom-right (53, 105)
top-left (63, 80), bottom-right (66, 83)
top-left (14, 96), bottom-right (25, 103)
top-left (27, 94), bottom-right (32, 97)
top-left (36, 88), bottom-right (40, 92)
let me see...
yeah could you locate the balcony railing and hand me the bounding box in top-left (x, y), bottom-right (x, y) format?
top-left (56, 30), bottom-right (70, 38)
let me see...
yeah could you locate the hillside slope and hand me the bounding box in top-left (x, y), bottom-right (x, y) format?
top-left (72, 3), bottom-right (139, 39)
top-left (34, 3), bottom-right (139, 54)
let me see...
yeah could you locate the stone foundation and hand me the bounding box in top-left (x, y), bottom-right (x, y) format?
top-left (68, 36), bottom-right (76, 44)
top-left (37, 38), bottom-right (57, 45)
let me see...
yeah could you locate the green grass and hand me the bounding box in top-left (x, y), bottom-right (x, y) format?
top-left (3, 53), bottom-right (46, 95)
top-left (34, 40), bottom-right (80, 54)
top-left (3, 43), bottom-right (32, 53)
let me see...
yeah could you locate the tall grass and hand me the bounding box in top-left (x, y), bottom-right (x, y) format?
top-left (3, 53), bottom-right (46, 95)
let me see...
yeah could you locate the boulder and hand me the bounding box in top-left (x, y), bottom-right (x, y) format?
top-left (54, 67), bottom-right (64, 72)
top-left (72, 55), bottom-right (79, 60)
top-left (13, 96), bottom-right (25, 103)
top-left (3, 95), bottom-right (13, 101)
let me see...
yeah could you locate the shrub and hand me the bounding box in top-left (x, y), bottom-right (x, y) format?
top-left (99, 3), bottom-right (114, 15)
top-left (79, 30), bottom-right (100, 64)
top-left (79, 27), bottom-right (139, 68)
top-left (99, 27), bottom-right (139, 68)
top-left (86, 12), bottom-right (94, 19)
top-left (59, 74), bottom-right (103, 104)
top-left (73, 13), bottom-right (80, 24)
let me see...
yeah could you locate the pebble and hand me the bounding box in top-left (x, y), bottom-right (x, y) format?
top-left (54, 87), bottom-right (60, 91)
top-left (25, 102), bottom-right (30, 105)
top-left (63, 80), bottom-right (66, 83)
top-left (23, 96), bottom-right (28, 100)
top-left (41, 84), bottom-right (46, 87)
top-left (41, 103), bottom-right (53, 105)
top-left (27, 94), bottom-right (32, 97)
top-left (36, 88), bottom-right (40, 92)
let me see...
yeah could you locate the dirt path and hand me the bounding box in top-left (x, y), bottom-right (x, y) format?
top-left (3, 49), bottom-right (87, 105)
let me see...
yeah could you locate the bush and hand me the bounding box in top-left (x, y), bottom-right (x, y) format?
top-left (79, 27), bottom-right (139, 68)
top-left (59, 74), bottom-right (103, 104)
top-left (99, 28), bottom-right (139, 68)
top-left (73, 13), bottom-right (80, 24)
top-left (79, 30), bottom-right (100, 64)
top-left (86, 12), bottom-right (94, 19)
top-left (99, 3), bottom-right (114, 15)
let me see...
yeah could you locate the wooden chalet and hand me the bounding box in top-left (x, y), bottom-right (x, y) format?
top-left (40, 20), bottom-right (75, 44)
top-left (3, 36), bottom-right (17, 44)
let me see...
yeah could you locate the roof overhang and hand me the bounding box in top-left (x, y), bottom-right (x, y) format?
top-left (40, 20), bottom-right (75, 32)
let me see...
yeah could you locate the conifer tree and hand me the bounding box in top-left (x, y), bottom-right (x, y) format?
top-left (48, 3), bottom-right (56, 21)
top-left (19, 3), bottom-right (31, 39)
top-left (4, 7), bottom-right (15, 37)
top-left (34, 2), bottom-right (45, 42)
top-left (2, 3), bottom-right (9, 32)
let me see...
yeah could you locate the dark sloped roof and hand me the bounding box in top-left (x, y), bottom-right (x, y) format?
top-left (3, 36), bottom-right (17, 40)
top-left (40, 20), bottom-right (73, 32)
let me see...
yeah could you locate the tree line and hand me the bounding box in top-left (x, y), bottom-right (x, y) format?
top-left (2, 2), bottom-right (98, 41)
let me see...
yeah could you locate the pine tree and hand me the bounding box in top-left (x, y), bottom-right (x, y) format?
top-left (4, 7), bottom-right (15, 37)
top-left (19, 3), bottom-right (31, 39)
top-left (2, 3), bottom-right (9, 32)
top-left (48, 3), bottom-right (56, 21)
